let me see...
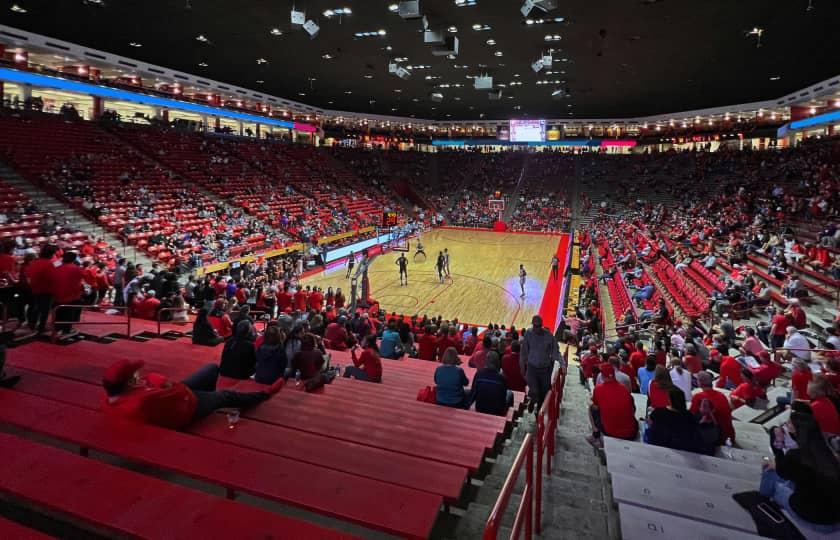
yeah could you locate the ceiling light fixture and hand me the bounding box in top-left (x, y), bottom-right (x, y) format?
top-left (746, 26), bottom-right (764, 47)
top-left (388, 3), bottom-right (399, 12)
top-left (270, 28), bottom-right (283, 36)
top-left (355, 29), bottom-right (387, 38)
top-left (544, 34), bottom-right (561, 41)
top-left (769, 75), bottom-right (781, 81)
top-left (129, 42), bottom-right (142, 47)
top-left (455, 0), bottom-right (477, 6)
top-left (494, 51), bottom-right (503, 56)
top-left (10, 4), bottom-right (27, 13)
top-left (448, 26), bottom-right (458, 33)
top-left (196, 34), bottom-right (209, 43)
top-left (472, 23), bottom-right (491, 31)
top-left (198, 62), bottom-right (208, 67)
top-left (485, 39), bottom-right (496, 45)
top-left (256, 57), bottom-right (268, 64)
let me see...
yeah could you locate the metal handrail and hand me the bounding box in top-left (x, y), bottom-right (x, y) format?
top-left (156, 307), bottom-right (191, 336)
top-left (50, 304), bottom-right (131, 342)
top-left (483, 433), bottom-right (534, 540)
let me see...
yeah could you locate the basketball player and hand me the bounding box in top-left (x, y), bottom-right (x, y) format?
top-left (346, 250), bottom-right (355, 279)
top-left (414, 239), bottom-right (426, 262)
top-left (519, 264), bottom-right (527, 297)
top-left (396, 253), bottom-right (409, 286)
top-left (550, 255), bottom-right (559, 281)
top-left (443, 248), bottom-right (451, 277)
top-left (436, 251), bottom-right (446, 283)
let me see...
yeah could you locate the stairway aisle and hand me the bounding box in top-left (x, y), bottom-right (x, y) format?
top-left (0, 162), bottom-right (154, 267)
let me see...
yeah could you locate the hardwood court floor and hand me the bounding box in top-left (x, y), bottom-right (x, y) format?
top-left (302, 228), bottom-right (565, 326)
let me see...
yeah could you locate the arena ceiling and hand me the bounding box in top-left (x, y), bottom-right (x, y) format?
top-left (3, 0), bottom-right (840, 121)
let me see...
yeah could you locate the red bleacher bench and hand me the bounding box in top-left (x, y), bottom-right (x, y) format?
top-left (0, 430), bottom-right (355, 540)
top-left (0, 516), bottom-right (53, 540)
top-left (0, 388), bottom-right (441, 539)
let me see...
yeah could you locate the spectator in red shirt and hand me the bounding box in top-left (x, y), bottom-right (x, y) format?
top-left (293, 287), bottom-right (308, 312)
top-left (629, 341), bottom-right (646, 372)
top-left (808, 377), bottom-right (840, 436)
top-left (132, 290), bottom-right (161, 320)
top-left (784, 359), bottom-right (814, 405)
top-left (716, 355), bottom-right (744, 389)
top-left (770, 311), bottom-right (791, 349)
top-left (50, 251), bottom-right (86, 335)
top-left (344, 335), bottom-right (382, 383)
top-left (501, 341), bottom-right (526, 392)
top-left (323, 317), bottom-right (349, 351)
top-left (648, 366), bottom-right (674, 409)
top-left (469, 336), bottom-right (493, 370)
top-left (417, 327), bottom-right (438, 361)
top-left (437, 327), bottom-right (462, 357)
top-left (587, 364), bottom-right (638, 449)
top-left (690, 371), bottom-right (735, 444)
top-left (24, 244), bottom-right (58, 333)
top-left (682, 344), bottom-right (703, 375)
top-left (309, 287), bottom-right (324, 312)
top-left (729, 371), bottom-right (764, 410)
top-left (275, 286), bottom-right (293, 313)
top-left (101, 358), bottom-right (282, 430)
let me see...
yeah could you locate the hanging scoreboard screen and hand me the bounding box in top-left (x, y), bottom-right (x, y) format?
top-left (509, 119), bottom-right (546, 142)
top-left (382, 211), bottom-right (398, 227)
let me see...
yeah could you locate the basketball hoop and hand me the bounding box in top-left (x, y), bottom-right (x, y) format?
top-left (488, 198), bottom-right (505, 221)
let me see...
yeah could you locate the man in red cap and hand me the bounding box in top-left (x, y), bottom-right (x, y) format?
top-left (587, 364), bottom-right (638, 449)
top-left (102, 360), bottom-right (283, 430)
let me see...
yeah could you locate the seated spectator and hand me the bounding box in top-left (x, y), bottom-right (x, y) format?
top-left (323, 316), bottom-right (349, 350)
top-left (597, 355), bottom-right (633, 393)
top-left (469, 351), bottom-right (513, 416)
top-left (782, 326), bottom-right (812, 362)
top-left (716, 354), bottom-right (744, 389)
top-left (637, 355), bottom-right (657, 395)
top-left (690, 371), bottom-right (735, 444)
top-left (761, 410), bottom-right (840, 534)
top-left (501, 340), bottom-right (526, 392)
top-left (808, 376), bottom-right (840, 436)
top-left (469, 335), bottom-right (493, 369)
top-left (191, 308), bottom-right (224, 347)
top-left (344, 335), bottom-right (382, 383)
top-left (648, 365), bottom-right (675, 409)
top-left (587, 364), bottom-right (638, 449)
top-left (417, 326), bottom-right (438, 361)
top-left (729, 370), bottom-right (764, 410)
top-left (208, 300), bottom-right (234, 339)
top-left (682, 344), bottom-right (703, 375)
top-left (254, 325), bottom-right (288, 385)
top-left (739, 327), bottom-right (765, 357)
top-left (290, 333), bottom-right (326, 382)
top-left (219, 320), bottom-right (257, 379)
top-left (101, 358), bottom-right (282, 430)
top-left (647, 387), bottom-right (711, 454)
top-left (435, 347), bottom-right (469, 408)
top-left (379, 319), bottom-right (402, 359)
top-left (669, 356), bottom-right (692, 401)
top-left (131, 289), bottom-right (161, 320)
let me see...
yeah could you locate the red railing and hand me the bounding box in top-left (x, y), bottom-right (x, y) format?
top-left (535, 369), bottom-right (565, 534)
top-left (483, 433), bottom-right (534, 540)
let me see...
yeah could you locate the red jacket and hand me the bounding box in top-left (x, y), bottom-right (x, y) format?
top-left (102, 380), bottom-right (197, 430)
top-left (25, 258), bottom-right (56, 295)
top-left (50, 263), bottom-right (85, 304)
top-left (293, 290), bottom-right (308, 311)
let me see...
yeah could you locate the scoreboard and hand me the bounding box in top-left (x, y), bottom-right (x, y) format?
top-left (382, 211), bottom-right (398, 227)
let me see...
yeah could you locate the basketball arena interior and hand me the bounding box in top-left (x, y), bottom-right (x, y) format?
top-left (0, 1), bottom-right (838, 539)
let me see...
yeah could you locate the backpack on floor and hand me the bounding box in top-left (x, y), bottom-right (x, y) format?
top-left (417, 385), bottom-right (437, 404)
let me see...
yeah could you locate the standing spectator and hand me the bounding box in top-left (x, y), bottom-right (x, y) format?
top-left (49, 251), bottom-right (85, 335)
top-left (520, 315), bottom-right (562, 413)
top-left (24, 244), bottom-right (58, 334)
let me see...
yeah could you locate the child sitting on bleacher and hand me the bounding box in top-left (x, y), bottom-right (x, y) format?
top-left (101, 359), bottom-right (283, 430)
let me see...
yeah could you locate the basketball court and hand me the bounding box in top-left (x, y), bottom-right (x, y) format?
top-left (301, 228), bottom-right (569, 328)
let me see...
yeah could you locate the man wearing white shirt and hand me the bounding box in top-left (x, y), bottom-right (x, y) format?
top-left (782, 326), bottom-right (811, 362)
top-left (670, 330), bottom-right (686, 355)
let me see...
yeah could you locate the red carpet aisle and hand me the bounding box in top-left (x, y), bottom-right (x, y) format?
top-left (537, 233), bottom-right (570, 332)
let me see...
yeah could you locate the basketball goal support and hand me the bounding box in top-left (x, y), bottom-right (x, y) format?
top-left (489, 198), bottom-right (505, 222)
